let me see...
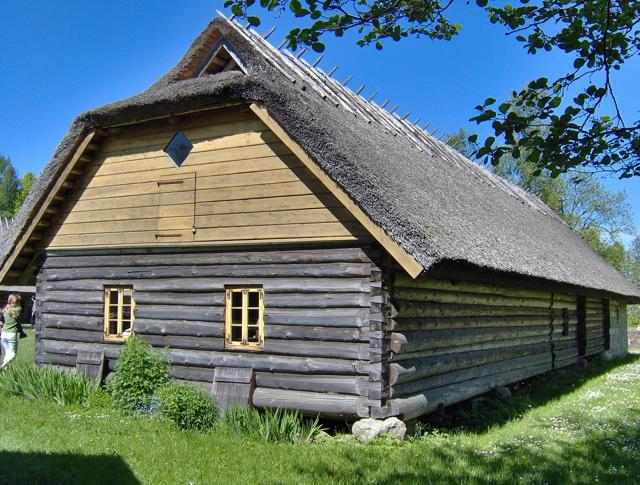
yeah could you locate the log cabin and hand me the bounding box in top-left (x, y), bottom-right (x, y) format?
top-left (1, 15), bottom-right (639, 420)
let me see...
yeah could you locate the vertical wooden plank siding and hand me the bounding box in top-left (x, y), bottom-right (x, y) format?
top-left (36, 246), bottom-right (379, 418)
top-left (386, 269), bottom-right (585, 420)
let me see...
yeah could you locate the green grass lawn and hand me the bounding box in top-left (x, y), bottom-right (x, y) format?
top-left (1, 331), bottom-right (639, 484)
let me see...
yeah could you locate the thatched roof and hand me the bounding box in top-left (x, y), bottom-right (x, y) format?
top-left (2, 15), bottom-right (639, 301)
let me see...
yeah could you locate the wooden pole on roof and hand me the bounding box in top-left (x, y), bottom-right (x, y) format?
top-left (311, 55), bottom-right (323, 67)
top-left (327, 65), bottom-right (339, 76)
top-left (367, 91), bottom-right (378, 102)
top-left (342, 75), bottom-right (353, 86)
top-left (263, 26), bottom-right (276, 39)
top-left (295, 47), bottom-right (307, 58)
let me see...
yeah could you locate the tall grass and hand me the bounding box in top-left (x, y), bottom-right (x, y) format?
top-left (0, 363), bottom-right (98, 406)
top-left (222, 406), bottom-right (324, 443)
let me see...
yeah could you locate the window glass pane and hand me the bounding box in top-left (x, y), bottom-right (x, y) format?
top-left (248, 309), bottom-right (259, 325)
top-left (231, 308), bottom-right (242, 324)
top-left (122, 306), bottom-right (131, 322)
top-left (248, 291), bottom-right (259, 308)
top-left (123, 292), bottom-right (131, 305)
top-left (109, 320), bottom-right (118, 335)
top-left (122, 320), bottom-right (131, 333)
top-left (110, 290), bottom-right (119, 304)
top-left (109, 306), bottom-right (118, 321)
top-left (231, 326), bottom-right (242, 342)
top-left (247, 326), bottom-right (259, 343)
top-left (163, 131), bottom-right (193, 168)
top-left (231, 291), bottom-right (242, 307)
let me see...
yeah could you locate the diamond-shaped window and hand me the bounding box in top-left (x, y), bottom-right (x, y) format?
top-left (163, 131), bottom-right (193, 168)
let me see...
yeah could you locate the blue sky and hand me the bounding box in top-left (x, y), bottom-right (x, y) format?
top-left (1, 0), bottom-right (638, 237)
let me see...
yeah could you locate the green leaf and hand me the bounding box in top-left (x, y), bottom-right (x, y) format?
top-left (476, 0), bottom-right (488, 6)
top-left (247, 16), bottom-right (261, 27)
top-left (311, 42), bottom-right (325, 52)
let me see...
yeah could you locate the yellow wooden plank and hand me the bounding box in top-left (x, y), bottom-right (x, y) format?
top-left (49, 222), bottom-right (365, 248)
top-left (196, 194), bottom-right (341, 217)
top-left (196, 180), bottom-right (324, 203)
top-left (99, 117), bottom-right (266, 154)
top-left (250, 103), bottom-right (424, 278)
top-left (49, 235), bottom-right (359, 250)
top-left (85, 154), bottom-right (300, 186)
top-left (195, 207), bottom-right (355, 229)
top-left (95, 139), bottom-right (290, 168)
top-left (99, 130), bottom-right (280, 162)
top-left (61, 203), bottom-right (194, 224)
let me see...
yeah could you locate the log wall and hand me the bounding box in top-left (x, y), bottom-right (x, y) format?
top-left (384, 270), bottom-right (604, 420)
top-left (35, 246), bottom-right (384, 418)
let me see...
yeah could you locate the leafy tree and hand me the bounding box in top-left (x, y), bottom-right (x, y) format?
top-left (225, 0), bottom-right (640, 178)
top-left (0, 156), bottom-right (20, 217)
top-left (13, 172), bottom-right (36, 214)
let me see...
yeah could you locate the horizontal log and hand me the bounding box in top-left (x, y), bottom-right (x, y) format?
top-left (391, 333), bottom-right (553, 362)
top-left (42, 314), bottom-right (102, 331)
top-left (134, 291), bottom-right (371, 308)
top-left (43, 262), bottom-right (371, 281)
top-left (392, 362), bottom-right (552, 420)
top-left (394, 275), bottom-right (567, 301)
top-left (44, 247), bottom-right (377, 269)
top-left (393, 352), bottom-right (551, 398)
top-left (42, 277), bottom-right (371, 294)
top-left (554, 356), bottom-right (578, 369)
top-left (394, 315), bottom-right (563, 331)
top-left (134, 306), bottom-right (369, 327)
top-left (391, 326), bottom-right (552, 354)
top-left (43, 328), bottom-right (102, 343)
top-left (43, 291), bottom-right (103, 304)
top-left (393, 288), bottom-right (575, 310)
top-left (554, 348), bottom-right (578, 361)
top-left (134, 319), bottom-right (221, 337)
top-left (390, 342), bottom-right (550, 384)
top-left (395, 303), bottom-right (556, 319)
top-left (42, 340), bottom-right (373, 375)
top-left (255, 373), bottom-right (369, 396)
top-left (252, 388), bottom-right (359, 418)
top-left (42, 302), bottom-right (103, 317)
top-left (139, 334), bottom-right (370, 360)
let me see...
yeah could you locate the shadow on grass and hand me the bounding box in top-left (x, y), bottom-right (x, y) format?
top-left (421, 353), bottom-right (640, 433)
top-left (0, 451), bottom-right (139, 485)
top-left (288, 408), bottom-right (640, 485)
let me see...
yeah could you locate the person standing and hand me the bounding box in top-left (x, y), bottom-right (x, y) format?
top-left (1, 294), bottom-right (23, 370)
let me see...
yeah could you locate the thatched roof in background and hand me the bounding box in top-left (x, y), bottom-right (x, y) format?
top-left (2, 15), bottom-right (639, 301)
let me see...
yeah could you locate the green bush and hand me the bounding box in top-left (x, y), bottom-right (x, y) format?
top-left (221, 406), bottom-right (324, 443)
top-left (85, 386), bottom-right (113, 409)
top-left (106, 337), bottom-right (170, 414)
top-left (0, 363), bottom-right (98, 406)
top-left (156, 381), bottom-right (218, 431)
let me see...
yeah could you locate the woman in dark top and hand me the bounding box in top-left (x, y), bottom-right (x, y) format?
top-left (1, 294), bottom-right (23, 370)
